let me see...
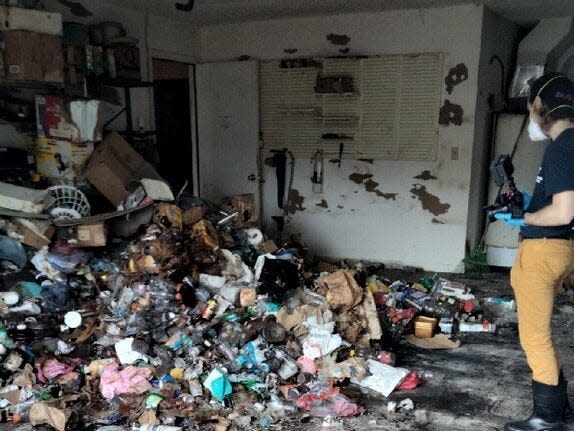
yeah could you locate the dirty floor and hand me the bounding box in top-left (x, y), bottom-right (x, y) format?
top-left (7, 269), bottom-right (574, 431)
top-left (288, 269), bottom-right (574, 431)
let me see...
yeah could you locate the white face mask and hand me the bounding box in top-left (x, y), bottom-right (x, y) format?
top-left (528, 117), bottom-right (548, 141)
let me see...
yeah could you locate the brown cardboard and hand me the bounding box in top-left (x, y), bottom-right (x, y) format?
top-left (12, 218), bottom-right (55, 249)
top-left (414, 316), bottom-right (439, 338)
top-left (1, 31), bottom-right (63, 83)
top-left (68, 222), bottom-right (106, 247)
top-left (84, 132), bottom-right (163, 207)
top-left (108, 44), bottom-right (140, 80)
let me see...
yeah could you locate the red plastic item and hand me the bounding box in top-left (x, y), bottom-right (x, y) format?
top-left (397, 371), bottom-right (421, 390)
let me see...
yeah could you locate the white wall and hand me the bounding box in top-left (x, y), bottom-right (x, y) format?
top-left (200, 5), bottom-right (485, 272)
top-left (467, 8), bottom-right (520, 251)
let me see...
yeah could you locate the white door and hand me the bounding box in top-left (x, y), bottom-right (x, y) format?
top-left (195, 61), bottom-right (260, 210)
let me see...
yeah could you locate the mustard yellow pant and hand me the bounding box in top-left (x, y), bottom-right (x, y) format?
top-left (510, 238), bottom-right (574, 386)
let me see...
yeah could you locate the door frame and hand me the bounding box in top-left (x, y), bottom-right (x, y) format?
top-left (148, 49), bottom-right (199, 196)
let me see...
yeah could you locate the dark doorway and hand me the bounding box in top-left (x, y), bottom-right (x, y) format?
top-left (153, 59), bottom-right (193, 193)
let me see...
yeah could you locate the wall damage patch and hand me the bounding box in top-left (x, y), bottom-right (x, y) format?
top-left (432, 218), bottom-right (445, 224)
top-left (349, 173), bottom-right (396, 199)
top-left (327, 33), bottom-right (351, 46)
top-left (316, 199), bottom-right (329, 208)
top-left (349, 173), bottom-right (373, 184)
top-left (410, 184), bottom-right (451, 216)
top-left (364, 179), bottom-right (397, 200)
top-left (414, 170), bottom-right (437, 180)
top-left (286, 189), bottom-right (306, 215)
top-left (439, 100), bottom-right (463, 126)
top-left (445, 63), bottom-right (468, 94)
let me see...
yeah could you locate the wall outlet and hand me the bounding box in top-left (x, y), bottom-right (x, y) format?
top-left (451, 146), bottom-right (459, 160)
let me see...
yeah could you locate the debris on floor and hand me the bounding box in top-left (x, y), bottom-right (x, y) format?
top-left (0, 135), bottom-right (508, 430)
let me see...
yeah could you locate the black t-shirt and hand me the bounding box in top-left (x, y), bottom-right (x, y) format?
top-left (521, 128), bottom-right (574, 239)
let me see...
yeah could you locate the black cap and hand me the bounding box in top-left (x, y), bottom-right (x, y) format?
top-left (529, 73), bottom-right (574, 120)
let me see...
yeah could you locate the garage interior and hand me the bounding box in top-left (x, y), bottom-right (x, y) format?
top-left (0, 0), bottom-right (574, 430)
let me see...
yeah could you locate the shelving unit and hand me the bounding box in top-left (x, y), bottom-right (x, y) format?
top-left (101, 78), bottom-right (155, 144)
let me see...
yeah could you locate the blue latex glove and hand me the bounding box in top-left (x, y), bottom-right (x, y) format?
top-left (520, 190), bottom-right (532, 211)
top-left (494, 212), bottom-right (525, 227)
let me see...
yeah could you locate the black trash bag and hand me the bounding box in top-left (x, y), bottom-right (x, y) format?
top-left (258, 258), bottom-right (300, 301)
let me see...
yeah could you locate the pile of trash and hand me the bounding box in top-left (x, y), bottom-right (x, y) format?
top-left (0, 135), bottom-right (511, 431)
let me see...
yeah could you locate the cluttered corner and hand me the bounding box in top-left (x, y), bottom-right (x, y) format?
top-left (0, 131), bottom-right (516, 430)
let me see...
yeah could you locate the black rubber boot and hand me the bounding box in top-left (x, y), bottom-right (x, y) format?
top-left (504, 380), bottom-right (565, 431)
top-left (559, 371), bottom-right (574, 424)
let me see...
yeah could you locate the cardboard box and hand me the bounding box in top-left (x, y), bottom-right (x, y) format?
top-left (0, 181), bottom-right (52, 213)
top-left (0, 7), bottom-right (62, 35)
top-left (122, 179), bottom-right (174, 210)
top-left (1, 31), bottom-right (63, 83)
top-left (68, 222), bottom-right (106, 247)
top-left (36, 95), bottom-right (80, 141)
top-left (35, 138), bottom-right (93, 182)
top-left (108, 44), bottom-right (140, 80)
top-left (11, 218), bottom-right (54, 250)
top-left (414, 316), bottom-right (438, 338)
top-left (84, 132), bottom-right (163, 207)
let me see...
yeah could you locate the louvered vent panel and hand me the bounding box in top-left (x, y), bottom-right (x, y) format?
top-left (259, 53), bottom-right (443, 159)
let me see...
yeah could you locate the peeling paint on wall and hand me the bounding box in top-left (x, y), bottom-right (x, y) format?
top-left (410, 184), bottom-right (451, 216)
top-left (414, 170), bottom-right (438, 180)
top-left (316, 199), bottom-right (329, 208)
top-left (349, 173), bottom-right (397, 200)
top-left (327, 33), bottom-right (351, 45)
top-left (364, 179), bottom-right (398, 200)
top-left (358, 158), bottom-right (374, 164)
top-left (283, 48), bottom-right (298, 54)
top-left (432, 218), bottom-right (445, 224)
top-left (439, 100), bottom-right (464, 126)
top-left (445, 63), bottom-right (468, 94)
top-left (286, 189), bottom-right (306, 215)
top-left (349, 173), bottom-right (373, 184)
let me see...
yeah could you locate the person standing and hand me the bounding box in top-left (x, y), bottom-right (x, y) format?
top-left (496, 73), bottom-right (574, 431)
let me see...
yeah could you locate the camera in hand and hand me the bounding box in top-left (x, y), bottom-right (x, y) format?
top-left (485, 154), bottom-right (524, 220)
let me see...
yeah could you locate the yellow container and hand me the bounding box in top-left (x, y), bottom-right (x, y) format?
top-left (414, 316), bottom-right (438, 338)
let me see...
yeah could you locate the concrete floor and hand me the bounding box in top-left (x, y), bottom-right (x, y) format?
top-left (296, 270), bottom-right (574, 431)
top-left (7, 270), bottom-right (574, 431)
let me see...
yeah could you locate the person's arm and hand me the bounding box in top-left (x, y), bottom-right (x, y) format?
top-left (524, 190), bottom-right (574, 226)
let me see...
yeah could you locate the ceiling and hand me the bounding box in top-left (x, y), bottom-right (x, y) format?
top-left (76, 0), bottom-right (574, 26)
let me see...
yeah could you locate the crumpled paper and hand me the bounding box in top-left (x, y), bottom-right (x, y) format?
top-left (30, 402), bottom-right (70, 431)
top-left (352, 359), bottom-right (409, 397)
top-left (99, 363), bottom-right (152, 399)
top-left (316, 270), bottom-right (363, 310)
top-left (301, 316), bottom-right (342, 360)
